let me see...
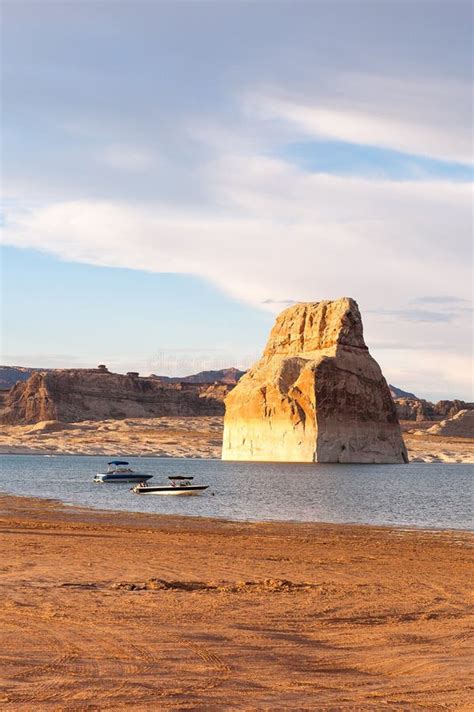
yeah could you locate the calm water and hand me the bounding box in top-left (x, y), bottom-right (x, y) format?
top-left (0, 455), bottom-right (472, 530)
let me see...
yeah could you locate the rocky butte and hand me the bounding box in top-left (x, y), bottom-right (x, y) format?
top-left (222, 298), bottom-right (408, 464)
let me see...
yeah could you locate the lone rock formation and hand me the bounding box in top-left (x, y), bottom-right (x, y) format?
top-left (222, 298), bottom-right (408, 463)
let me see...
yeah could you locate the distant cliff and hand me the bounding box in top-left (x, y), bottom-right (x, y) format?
top-left (389, 384), bottom-right (418, 400)
top-left (387, 384), bottom-right (472, 421)
top-left (0, 366), bottom-right (51, 389)
top-left (0, 368), bottom-right (231, 425)
top-left (151, 367), bottom-right (245, 384)
top-left (393, 397), bottom-right (473, 422)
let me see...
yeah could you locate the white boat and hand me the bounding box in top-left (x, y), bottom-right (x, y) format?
top-left (131, 475), bottom-right (209, 496)
top-left (94, 461), bottom-right (153, 484)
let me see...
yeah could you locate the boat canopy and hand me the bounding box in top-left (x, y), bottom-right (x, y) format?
top-left (108, 460), bottom-right (129, 466)
top-left (168, 475), bottom-right (193, 480)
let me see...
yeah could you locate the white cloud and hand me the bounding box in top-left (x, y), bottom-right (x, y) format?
top-left (3, 152), bottom-right (472, 398)
top-left (4, 160), bottom-right (471, 308)
top-left (2, 70), bottom-right (473, 399)
top-left (247, 74), bottom-right (473, 164)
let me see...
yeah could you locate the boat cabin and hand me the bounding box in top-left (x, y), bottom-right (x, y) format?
top-left (107, 460), bottom-right (133, 474)
top-left (169, 475), bottom-right (194, 487)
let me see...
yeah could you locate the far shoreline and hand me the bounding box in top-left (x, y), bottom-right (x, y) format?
top-left (1, 415), bottom-right (473, 463)
top-left (1, 450), bottom-right (473, 464)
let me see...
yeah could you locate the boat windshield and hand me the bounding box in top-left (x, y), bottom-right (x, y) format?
top-left (168, 475), bottom-right (194, 487)
top-left (107, 461), bottom-right (133, 473)
top-left (169, 476), bottom-right (192, 487)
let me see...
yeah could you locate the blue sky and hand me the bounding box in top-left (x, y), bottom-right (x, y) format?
top-left (1, 246), bottom-right (271, 374)
top-left (1, 1), bottom-right (472, 400)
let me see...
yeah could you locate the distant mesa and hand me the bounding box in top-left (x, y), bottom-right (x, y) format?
top-left (222, 298), bottom-right (408, 464)
top-left (151, 367), bottom-right (245, 385)
top-left (0, 368), bottom-right (233, 425)
top-left (0, 366), bottom-right (51, 390)
top-left (389, 384), bottom-right (418, 400)
top-left (393, 395), bottom-right (473, 422)
top-left (0, 364), bottom-right (111, 389)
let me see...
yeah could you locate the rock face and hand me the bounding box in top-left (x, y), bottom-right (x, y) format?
top-left (393, 397), bottom-right (434, 423)
top-left (222, 298), bottom-right (408, 463)
top-left (393, 397), bottom-right (473, 422)
top-left (0, 366), bottom-right (49, 389)
top-left (426, 409), bottom-right (474, 438)
top-left (0, 369), bottom-right (230, 425)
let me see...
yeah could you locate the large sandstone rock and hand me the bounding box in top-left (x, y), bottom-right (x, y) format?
top-left (222, 298), bottom-right (408, 463)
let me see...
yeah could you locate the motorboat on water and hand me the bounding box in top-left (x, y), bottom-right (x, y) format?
top-left (94, 461), bottom-right (153, 484)
top-left (131, 475), bottom-right (209, 496)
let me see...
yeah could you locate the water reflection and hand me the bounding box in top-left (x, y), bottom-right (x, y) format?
top-left (0, 455), bottom-right (472, 530)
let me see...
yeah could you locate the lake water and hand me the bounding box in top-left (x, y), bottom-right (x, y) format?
top-left (0, 455), bottom-right (472, 530)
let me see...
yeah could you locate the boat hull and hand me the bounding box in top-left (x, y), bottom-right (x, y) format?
top-left (133, 485), bottom-right (209, 496)
top-left (94, 473), bottom-right (153, 483)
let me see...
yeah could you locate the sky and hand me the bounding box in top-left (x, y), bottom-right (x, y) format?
top-left (1, 0), bottom-right (472, 401)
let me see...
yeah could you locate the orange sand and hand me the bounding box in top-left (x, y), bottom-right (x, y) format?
top-left (0, 494), bottom-right (472, 709)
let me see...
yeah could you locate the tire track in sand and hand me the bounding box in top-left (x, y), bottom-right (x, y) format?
top-left (182, 638), bottom-right (231, 692)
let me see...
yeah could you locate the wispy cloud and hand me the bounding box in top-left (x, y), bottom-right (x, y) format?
top-left (4, 163), bottom-right (471, 309)
top-left (247, 73), bottom-right (473, 165)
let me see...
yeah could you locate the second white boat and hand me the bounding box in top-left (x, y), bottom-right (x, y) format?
top-left (131, 475), bottom-right (209, 496)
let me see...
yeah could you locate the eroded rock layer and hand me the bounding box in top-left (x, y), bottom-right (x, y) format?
top-left (222, 298), bottom-right (408, 463)
top-left (393, 396), bottom-right (473, 422)
top-left (0, 369), bottom-right (230, 424)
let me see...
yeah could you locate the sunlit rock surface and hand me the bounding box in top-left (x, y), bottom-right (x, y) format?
top-left (222, 298), bottom-right (408, 463)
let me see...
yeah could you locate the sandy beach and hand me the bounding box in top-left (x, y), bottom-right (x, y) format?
top-left (0, 493), bottom-right (472, 709)
top-left (0, 417), bottom-right (224, 459)
top-left (0, 416), bottom-right (473, 463)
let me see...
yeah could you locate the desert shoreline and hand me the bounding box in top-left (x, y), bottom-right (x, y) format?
top-left (1, 415), bottom-right (473, 462)
top-left (0, 489), bottom-right (472, 534)
top-left (1, 492), bottom-right (472, 709)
